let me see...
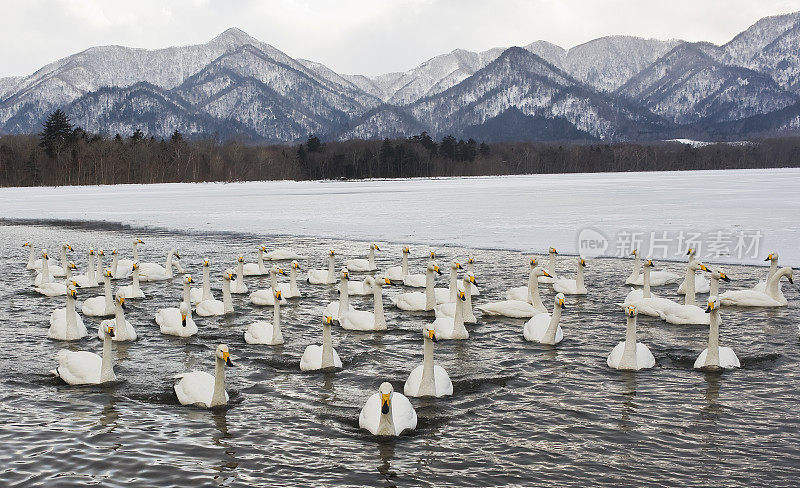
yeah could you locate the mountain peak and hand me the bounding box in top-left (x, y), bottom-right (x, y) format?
top-left (210, 27), bottom-right (258, 48)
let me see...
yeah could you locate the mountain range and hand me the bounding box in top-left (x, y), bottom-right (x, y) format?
top-left (2, 11), bottom-right (800, 143)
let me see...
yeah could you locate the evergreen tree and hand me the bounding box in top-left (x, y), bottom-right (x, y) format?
top-left (307, 134), bottom-right (322, 152)
top-left (479, 142), bottom-right (490, 156)
top-left (171, 129), bottom-right (183, 143)
top-left (39, 109), bottom-right (74, 157)
top-left (130, 129), bottom-right (144, 143)
top-left (440, 135), bottom-right (457, 159)
top-left (379, 138), bottom-right (394, 163)
top-left (297, 143), bottom-right (307, 163)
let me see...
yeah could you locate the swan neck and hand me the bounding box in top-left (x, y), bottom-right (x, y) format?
top-left (211, 357), bottom-right (227, 407)
top-left (132, 243), bottom-right (139, 262)
top-left (531, 275), bottom-right (543, 309)
top-left (463, 280), bottom-right (473, 314)
top-left (41, 257), bottom-right (50, 281)
top-left (66, 293), bottom-right (77, 337)
top-left (548, 253), bottom-right (556, 276)
top-left (340, 276), bottom-right (350, 311)
top-left (104, 276), bottom-right (113, 309)
top-left (768, 259), bottom-right (777, 281)
top-left (685, 268), bottom-right (696, 306)
top-left (401, 253), bottom-right (408, 276)
top-left (182, 281), bottom-right (192, 308)
top-left (425, 269), bottom-right (435, 310)
top-left (577, 263), bottom-right (584, 289)
top-left (321, 323), bottom-right (334, 368)
top-left (327, 256), bottom-right (335, 282)
top-left (222, 279), bottom-right (233, 313)
top-left (61, 247), bottom-right (68, 268)
top-left (621, 315), bottom-right (637, 368)
top-left (88, 253), bottom-right (96, 283)
top-left (710, 275), bottom-right (720, 297)
top-left (289, 267), bottom-right (299, 295)
top-left (420, 337), bottom-right (435, 395)
top-left (449, 267), bottom-right (458, 302)
top-left (707, 309), bottom-right (720, 366)
top-left (27, 246), bottom-right (35, 267)
top-left (112, 254), bottom-right (119, 275)
top-left (100, 330), bottom-right (114, 382)
top-left (544, 305), bottom-right (561, 343)
top-left (202, 266), bottom-right (211, 300)
top-left (373, 285), bottom-right (386, 329)
top-left (629, 253), bottom-right (642, 282)
top-left (235, 261), bottom-right (243, 285)
top-left (369, 247), bottom-right (375, 267)
top-left (643, 265), bottom-right (651, 298)
top-left (377, 400), bottom-right (395, 436)
top-left (166, 253), bottom-right (174, 278)
top-left (272, 299), bottom-right (281, 343)
top-left (132, 266), bottom-right (140, 290)
top-left (258, 249), bottom-right (265, 272)
top-left (766, 268), bottom-right (788, 298)
top-left (115, 302), bottom-right (125, 332)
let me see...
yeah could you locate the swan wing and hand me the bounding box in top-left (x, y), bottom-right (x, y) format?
top-left (54, 350), bottom-right (102, 385)
top-left (174, 371), bottom-right (215, 407)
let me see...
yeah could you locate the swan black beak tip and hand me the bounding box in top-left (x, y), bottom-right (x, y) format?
top-left (381, 402), bottom-right (390, 415)
top-left (226, 358), bottom-right (233, 367)
top-left (722, 276), bottom-right (731, 282)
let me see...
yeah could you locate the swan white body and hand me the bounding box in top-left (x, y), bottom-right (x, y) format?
top-left (300, 316), bottom-right (343, 371)
top-left (345, 243), bottom-right (380, 272)
top-left (196, 269), bottom-right (234, 317)
top-left (35, 262), bottom-right (77, 296)
top-left (73, 249), bottom-right (99, 288)
top-left (719, 266), bottom-right (793, 307)
top-left (190, 259), bottom-right (216, 305)
top-left (383, 247), bottom-right (409, 281)
top-left (341, 276), bottom-right (390, 331)
top-left (678, 249), bottom-right (710, 294)
top-left (117, 262), bottom-right (145, 299)
top-left (402, 250), bottom-right (437, 287)
top-left (156, 276), bottom-right (198, 337)
top-left (249, 266), bottom-right (289, 306)
top-left (265, 248), bottom-right (307, 261)
top-left (51, 324), bottom-right (116, 385)
top-left (404, 326), bottom-right (453, 397)
top-left (139, 249), bottom-right (182, 282)
top-left (432, 290), bottom-right (469, 340)
top-left (753, 253), bottom-right (778, 292)
top-left (523, 294), bottom-right (566, 344)
top-left (48, 285), bottom-right (87, 341)
top-left (620, 259), bottom-right (679, 318)
top-left (324, 268), bottom-right (356, 319)
top-left (33, 250), bottom-right (55, 286)
top-left (553, 258), bottom-right (587, 295)
top-left (229, 256), bottom-right (248, 294)
top-left (98, 293), bottom-right (137, 341)
top-left (114, 238), bottom-right (143, 278)
top-left (81, 270), bottom-right (116, 316)
top-left (481, 267), bottom-right (550, 318)
top-left (243, 246), bottom-right (269, 276)
top-left (174, 345), bottom-right (233, 408)
top-left (538, 248), bottom-right (559, 283)
top-left (245, 289), bottom-right (284, 345)
top-left (694, 297), bottom-right (740, 369)
top-left (607, 306), bottom-right (656, 370)
top-left (359, 382), bottom-right (417, 436)
top-left (658, 261), bottom-right (711, 325)
top-left (435, 273), bottom-right (478, 323)
top-left (308, 251), bottom-right (337, 284)
top-left (393, 262), bottom-right (442, 311)
top-left (276, 261), bottom-right (302, 298)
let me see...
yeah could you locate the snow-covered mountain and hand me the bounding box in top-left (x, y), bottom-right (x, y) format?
top-left (2, 12), bottom-right (800, 142)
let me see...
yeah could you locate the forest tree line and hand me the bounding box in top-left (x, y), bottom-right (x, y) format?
top-left (1, 110), bottom-right (800, 187)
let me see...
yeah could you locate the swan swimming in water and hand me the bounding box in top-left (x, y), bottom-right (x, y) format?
top-left (243, 246), bottom-right (269, 276)
top-left (230, 255), bottom-right (248, 294)
top-left (276, 260), bottom-right (302, 298)
top-left (117, 262), bottom-right (145, 299)
top-left (383, 246), bottom-right (410, 281)
top-left (393, 262), bottom-right (442, 311)
top-left (619, 259), bottom-right (676, 317)
top-left (190, 258), bottom-right (216, 304)
top-left (404, 326), bottom-right (453, 398)
top-left (435, 273), bottom-right (478, 323)
top-left (553, 258), bottom-right (587, 295)
top-left (626, 249), bottom-right (682, 286)
top-left (34, 262), bottom-right (77, 296)
top-left (48, 284), bottom-right (87, 341)
top-left (98, 292), bottom-right (137, 341)
top-left (244, 289), bottom-right (285, 345)
top-left (359, 382), bottom-right (417, 436)
top-left (73, 248), bottom-right (99, 288)
top-left (33, 249), bottom-right (55, 286)
top-left (340, 276), bottom-right (392, 331)
top-left (48, 243), bottom-right (72, 278)
top-left (677, 248), bottom-right (710, 294)
top-left (719, 266), bottom-right (793, 307)
top-left (506, 258), bottom-right (544, 302)
top-left (345, 243), bottom-right (380, 272)
top-left (51, 323), bottom-right (116, 385)
top-left (196, 268), bottom-right (234, 317)
top-left (114, 238), bottom-right (144, 278)
top-left (539, 247), bottom-right (559, 283)
top-left (694, 296), bottom-right (740, 370)
top-left (658, 260), bottom-right (714, 325)
top-left (753, 253), bottom-right (779, 293)
top-left (402, 250), bottom-right (437, 288)
top-left (174, 344), bottom-right (233, 408)
top-left (524, 293), bottom-right (567, 345)
top-left (323, 268), bottom-right (356, 319)
top-left (480, 266), bottom-right (551, 318)
top-left (300, 315), bottom-right (343, 371)
top-left (437, 261), bottom-right (463, 304)
top-left (459, 255), bottom-right (481, 295)
top-left (81, 269), bottom-right (116, 316)
top-left (264, 248), bottom-right (307, 261)
top-left (249, 266), bottom-right (289, 306)
top-left (308, 250), bottom-right (337, 284)
top-left (607, 305), bottom-right (656, 370)
top-left (138, 248), bottom-right (182, 282)
top-left (432, 289), bottom-right (469, 340)
top-left (155, 275), bottom-right (198, 337)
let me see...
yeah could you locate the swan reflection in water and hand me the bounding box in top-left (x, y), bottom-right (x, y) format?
top-left (377, 438), bottom-right (397, 487)
top-left (616, 372), bottom-right (637, 432)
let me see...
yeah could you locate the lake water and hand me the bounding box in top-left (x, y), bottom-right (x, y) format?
top-left (1, 220), bottom-right (798, 487)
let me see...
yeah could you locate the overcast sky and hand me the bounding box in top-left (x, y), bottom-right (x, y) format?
top-left (2, 0), bottom-right (799, 78)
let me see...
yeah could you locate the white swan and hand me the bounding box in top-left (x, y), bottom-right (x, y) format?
top-left (51, 323), bottom-right (116, 385)
top-left (139, 249), bottom-right (182, 282)
top-left (341, 276), bottom-right (391, 331)
top-left (553, 258), bottom-right (587, 295)
top-left (719, 266), bottom-right (793, 307)
top-left (506, 258), bottom-right (546, 304)
top-left (23, 241), bottom-right (38, 270)
top-left (48, 243), bottom-right (72, 278)
top-left (708, 267), bottom-right (731, 297)
top-left (189, 258), bottom-right (216, 304)
top-left (694, 297), bottom-right (740, 369)
top-left (300, 315), bottom-right (343, 371)
top-left (677, 248), bottom-right (710, 294)
top-left (73, 248), bottom-right (99, 288)
top-left (196, 268), bottom-right (234, 317)
top-left (308, 250), bottom-right (337, 284)
top-left (480, 267), bottom-right (551, 318)
top-left (174, 344), bottom-right (233, 408)
top-left (359, 382), bottom-right (417, 436)
top-left (155, 275), bottom-right (198, 337)
top-left (244, 290), bottom-right (284, 345)
top-left (435, 273), bottom-right (478, 323)
top-left (658, 260), bottom-right (712, 325)
top-left (404, 326), bottom-right (453, 397)
top-left (753, 252), bottom-right (779, 292)
top-left (436, 261), bottom-right (463, 304)
top-left (383, 246), bottom-right (410, 281)
top-left (103, 249), bottom-right (128, 280)
top-left (402, 249), bottom-right (437, 287)
top-left (276, 260), bottom-right (302, 298)
top-left (115, 238), bottom-right (144, 275)
top-left (48, 284), bottom-right (87, 341)
top-left (620, 259), bottom-right (680, 317)
top-left (607, 305), bottom-right (656, 370)
top-left (243, 245), bottom-right (269, 276)
top-left (81, 269), bottom-right (116, 316)
top-left (249, 266), bottom-right (289, 306)
top-left (117, 262), bottom-right (145, 299)
top-left (539, 247), bottom-right (559, 283)
top-left (33, 249), bottom-right (54, 286)
top-left (626, 249), bottom-right (682, 286)
top-left (524, 293), bottom-right (566, 344)
top-left (34, 262), bottom-right (77, 296)
top-left (229, 255), bottom-right (248, 294)
top-left (345, 243), bottom-right (380, 272)
top-left (393, 262), bottom-right (442, 311)
top-left (98, 292), bottom-right (137, 341)
top-left (432, 290), bottom-right (469, 340)
top-left (324, 268), bottom-right (356, 319)
top-left (265, 248), bottom-right (307, 261)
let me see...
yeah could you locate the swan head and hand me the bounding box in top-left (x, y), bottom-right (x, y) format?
top-left (68, 261), bottom-right (77, 270)
top-left (88, 248), bottom-right (95, 255)
top-left (183, 274), bottom-right (193, 284)
top-left (274, 289), bottom-right (282, 300)
top-left (535, 267), bottom-right (551, 278)
top-left (371, 243), bottom-right (380, 251)
top-left (63, 243), bottom-right (73, 252)
top-left (705, 296), bottom-right (720, 313)
top-left (116, 292), bottom-right (126, 309)
top-left (110, 249), bottom-right (117, 256)
top-left (429, 250), bottom-right (436, 259)
top-left (23, 241), bottom-right (30, 247)
top-left (712, 267), bottom-right (731, 282)
top-left (135, 238), bottom-right (144, 245)
top-left (765, 253), bottom-right (779, 262)
top-left (104, 268), bottom-right (113, 278)
top-left (341, 268), bottom-right (350, 281)
top-left (324, 315), bottom-right (334, 326)
top-left (780, 266), bottom-right (794, 284)
top-left (41, 249), bottom-right (48, 259)
top-left (423, 325), bottom-right (437, 342)
top-left (428, 262), bottom-right (442, 275)
top-left (103, 322), bottom-right (115, 338)
top-left (203, 258), bottom-right (210, 267)
top-left (686, 247), bottom-right (696, 257)
top-left (378, 382), bottom-right (394, 414)
top-left (529, 257), bottom-right (538, 268)
top-left (549, 247), bottom-right (558, 255)
top-left (402, 246), bottom-right (410, 254)
top-left (329, 249), bottom-right (336, 256)
top-left (555, 292), bottom-right (566, 309)
top-left (364, 275), bottom-right (376, 286)
top-left (625, 305), bottom-right (637, 317)
top-left (270, 266), bottom-right (285, 276)
top-left (216, 344), bottom-right (233, 367)
top-left (579, 258), bottom-right (586, 267)
top-left (468, 255), bottom-right (475, 264)
top-left (691, 261), bottom-right (706, 272)
top-left (179, 302), bottom-right (190, 326)
top-left (451, 261), bottom-right (462, 270)
top-left (224, 268), bottom-right (235, 280)
top-left (645, 259), bottom-right (654, 268)
top-left (464, 273), bottom-right (478, 287)
top-left (457, 290), bottom-right (466, 301)
top-left (98, 249), bottom-right (105, 256)
top-left (259, 245), bottom-right (267, 252)
top-left (631, 249), bottom-right (639, 257)
top-left (67, 284), bottom-right (78, 299)
top-left (132, 262), bottom-right (139, 271)
top-left (291, 260), bottom-right (301, 269)
top-left (173, 250), bottom-right (181, 260)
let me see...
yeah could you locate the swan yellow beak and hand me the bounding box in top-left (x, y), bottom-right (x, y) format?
top-left (277, 268), bottom-right (286, 275)
top-left (427, 329), bottom-right (437, 341)
top-left (699, 264), bottom-right (709, 271)
top-left (647, 260), bottom-right (653, 266)
top-left (542, 270), bottom-right (551, 278)
top-left (550, 248), bottom-right (558, 254)
top-left (329, 250), bottom-right (335, 256)
top-left (686, 248), bottom-right (693, 255)
top-left (69, 289), bottom-right (77, 298)
top-left (720, 272), bottom-right (730, 282)
top-left (384, 277), bottom-right (392, 285)
top-left (530, 258), bottom-right (537, 265)
top-left (294, 262), bottom-right (301, 269)
top-left (559, 297), bottom-right (565, 307)
top-left (705, 302), bottom-right (715, 313)
top-left (23, 242), bottom-right (29, 247)
top-left (631, 250), bottom-right (637, 256)
top-left (627, 306), bottom-right (635, 317)
top-left (204, 259), bottom-right (209, 266)
top-left (187, 276), bottom-right (193, 283)
top-left (580, 259), bottom-right (586, 266)
top-left (105, 270), bottom-right (112, 277)
top-left (137, 239), bottom-right (144, 244)
top-left (181, 314), bottom-right (187, 326)
top-left (403, 247), bottom-right (409, 253)
top-left (238, 256), bottom-right (243, 262)
top-left (433, 265), bottom-right (441, 274)
top-left (133, 263), bottom-right (139, 270)
top-left (459, 291), bottom-right (466, 301)
top-left (107, 326), bottom-right (114, 338)
top-left (119, 296), bottom-right (126, 309)
top-left (765, 253), bottom-right (773, 261)
top-left (325, 315), bottom-right (333, 324)
top-left (455, 262), bottom-right (462, 269)
top-left (275, 290), bottom-right (282, 300)
top-left (469, 275), bottom-right (477, 285)
top-left (381, 393), bottom-right (391, 413)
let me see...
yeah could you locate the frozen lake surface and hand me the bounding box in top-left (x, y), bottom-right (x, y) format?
top-left (1, 168), bottom-right (798, 266)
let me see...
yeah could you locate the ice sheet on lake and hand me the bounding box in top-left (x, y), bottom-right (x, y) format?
top-left (1, 168), bottom-right (798, 266)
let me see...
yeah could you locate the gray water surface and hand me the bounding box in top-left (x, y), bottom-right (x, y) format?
top-left (0, 222), bottom-right (798, 487)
